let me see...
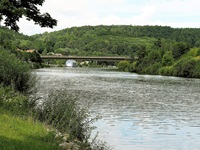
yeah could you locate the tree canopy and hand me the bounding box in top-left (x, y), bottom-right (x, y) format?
top-left (1, 25), bottom-right (200, 78)
top-left (0, 0), bottom-right (57, 31)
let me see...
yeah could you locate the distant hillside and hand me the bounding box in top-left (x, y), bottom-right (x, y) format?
top-left (1, 25), bottom-right (200, 78)
top-left (30, 25), bottom-right (200, 56)
top-left (0, 27), bottom-right (31, 50)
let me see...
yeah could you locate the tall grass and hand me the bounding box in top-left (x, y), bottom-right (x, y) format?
top-left (0, 86), bottom-right (25, 112)
top-left (34, 90), bottom-right (100, 149)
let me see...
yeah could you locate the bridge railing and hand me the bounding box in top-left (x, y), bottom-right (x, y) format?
top-left (40, 55), bottom-right (131, 62)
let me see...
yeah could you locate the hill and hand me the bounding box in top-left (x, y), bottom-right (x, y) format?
top-left (0, 27), bottom-right (31, 50)
top-left (30, 25), bottom-right (200, 56)
top-left (1, 25), bottom-right (200, 78)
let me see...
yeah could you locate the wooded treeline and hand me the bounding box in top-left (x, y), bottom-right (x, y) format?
top-left (30, 25), bottom-right (200, 56)
top-left (1, 25), bottom-right (200, 78)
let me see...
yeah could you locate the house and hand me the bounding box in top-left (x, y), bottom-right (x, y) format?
top-left (26, 49), bottom-right (38, 53)
top-left (65, 60), bottom-right (77, 67)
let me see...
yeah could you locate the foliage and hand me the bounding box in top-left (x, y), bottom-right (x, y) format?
top-left (30, 25), bottom-right (200, 57)
top-left (34, 90), bottom-right (99, 149)
top-left (117, 60), bottom-right (130, 71)
top-left (128, 61), bottom-right (137, 72)
top-left (0, 0), bottom-right (57, 31)
top-left (54, 60), bottom-right (66, 67)
top-left (0, 49), bottom-right (34, 93)
top-left (1, 25), bottom-right (200, 78)
top-left (144, 63), bottom-right (162, 75)
top-left (0, 86), bottom-right (28, 115)
top-left (0, 85), bottom-right (60, 149)
top-left (173, 56), bottom-right (200, 78)
top-left (162, 51), bottom-right (174, 66)
top-left (0, 26), bottom-right (29, 50)
top-left (172, 42), bottom-right (190, 60)
top-left (159, 66), bottom-right (174, 76)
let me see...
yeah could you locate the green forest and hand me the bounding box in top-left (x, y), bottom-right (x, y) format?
top-left (1, 25), bottom-right (200, 78)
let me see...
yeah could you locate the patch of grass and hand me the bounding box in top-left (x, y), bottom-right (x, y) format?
top-left (0, 108), bottom-right (61, 150)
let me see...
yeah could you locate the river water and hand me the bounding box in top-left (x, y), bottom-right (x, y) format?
top-left (35, 67), bottom-right (200, 150)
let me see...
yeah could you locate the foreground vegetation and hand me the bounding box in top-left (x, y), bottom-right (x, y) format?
top-left (0, 109), bottom-right (60, 150)
top-left (0, 47), bottom-right (110, 149)
top-left (0, 86), bottom-right (61, 150)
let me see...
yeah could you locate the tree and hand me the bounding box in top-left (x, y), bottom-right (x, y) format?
top-left (172, 42), bottom-right (190, 60)
top-left (117, 60), bottom-right (130, 71)
top-left (0, 0), bottom-right (57, 31)
top-left (162, 51), bottom-right (174, 66)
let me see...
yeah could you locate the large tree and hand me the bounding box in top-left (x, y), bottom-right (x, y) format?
top-left (0, 0), bottom-right (57, 31)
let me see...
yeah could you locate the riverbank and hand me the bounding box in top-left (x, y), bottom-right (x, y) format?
top-left (0, 49), bottom-right (110, 150)
top-left (117, 48), bottom-right (200, 78)
top-left (0, 85), bottom-right (110, 150)
top-left (0, 108), bottom-right (61, 150)
top-left (0, 86), bottom-right (60, 150)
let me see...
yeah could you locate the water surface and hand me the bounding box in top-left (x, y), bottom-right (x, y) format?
top-left (35, 67), bottom-right (200, 150)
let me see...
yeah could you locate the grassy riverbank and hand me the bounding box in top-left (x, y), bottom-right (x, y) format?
top-left (0, 86), bottom-right (61, 150)
top-left (0, 86), bottom-right (110, 150)
top-left (0, 108), bottom-right (60, 150)
top-left (0, 48), bottom-right (110, 150)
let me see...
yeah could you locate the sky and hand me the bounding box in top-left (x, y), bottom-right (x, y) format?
top-left (17, 0), bottom-right (200, 35)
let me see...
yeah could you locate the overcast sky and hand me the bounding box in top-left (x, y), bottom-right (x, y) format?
top-left (18, 0), bottom-right (200, 35)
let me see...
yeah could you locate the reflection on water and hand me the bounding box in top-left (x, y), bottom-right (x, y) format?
top-left (34, 67), bottom-right (200, 150)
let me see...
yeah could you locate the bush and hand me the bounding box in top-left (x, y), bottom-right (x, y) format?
top-left (34, 91), bottom-right (98, 148)
top-left (0, 49), bottom-right (34, 93)
top-left (192, 58), bottom-right (200, 77)
top-left (173, 56), bottom-right (200, 78)
top-left (159, 66), bottom-right (174, 76)
top-left (0, 86), bottom-right (29, 115)
top-left (144, 63), bottom-right (162, 75)
top-left (162, 51), bottom-right (174, 66)
top-left (196, 48), bottom-right (200, 56)
top-left (117, 60), bottom-right (130, 71)
top-left (128, 61), bottom-right (137, 72)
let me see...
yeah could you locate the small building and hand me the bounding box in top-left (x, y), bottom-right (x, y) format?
top-left (26, 49), bottom-right (36, 53)
top-left (66, 60), bottom-right (77, 67)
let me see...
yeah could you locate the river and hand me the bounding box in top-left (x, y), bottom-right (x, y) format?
top-left (34, 67), bottom-right (200, 150)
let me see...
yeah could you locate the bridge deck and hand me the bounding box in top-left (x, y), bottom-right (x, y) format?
top-left (40, 55), bottom-right (131, 62)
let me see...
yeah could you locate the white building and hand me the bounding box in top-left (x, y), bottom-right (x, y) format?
top-left (65, 60), bottom-right (77, 67)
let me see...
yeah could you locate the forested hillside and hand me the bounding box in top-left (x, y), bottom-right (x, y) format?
top-left (0, 27), bottom-right (30, 50)
top-left (1, 25), bottom-right (200, 78)
top-left (30, 25), bottom-right (200, 56)
top-left (0, 27), bottom-right (42, 68)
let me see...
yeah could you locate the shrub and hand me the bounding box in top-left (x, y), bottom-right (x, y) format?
top-left (173, 56), bottom-right (199, 78)
top-left (196, 48), bottom-right (200, 56)
top-left (117, 60), bottom-right (130, 71)
top-left (192, 58), bottom-right (200, 78)
top-left (34, 91), bottom-right (98, 148)
top-left (0, 49), bottom-right (34, 93)
top-left (144, 63), bottom-right (162, 75)
top-left (162, 51), bottom-right (174, 66)
top-left (0, 86), bottom-right (29, 115)
top-left (159, 66), bottom-right (174, 76)
top-left (172, 42), bottom-right (190, 60)
top-left (128, 61), bottom-right (137, 72)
